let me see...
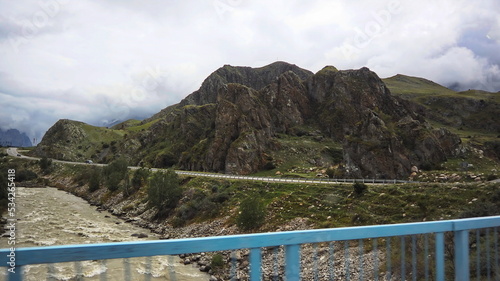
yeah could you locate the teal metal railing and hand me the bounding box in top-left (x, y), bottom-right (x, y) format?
top-left (1, 216), bottom-right (499, 280)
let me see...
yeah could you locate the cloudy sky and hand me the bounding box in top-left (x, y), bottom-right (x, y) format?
top-left (1, 0), bottom-right (499, 142)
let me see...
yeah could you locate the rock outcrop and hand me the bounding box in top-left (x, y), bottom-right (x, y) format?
top-left (143, 63), bottom-right (463, 178)
top-left (35, 62), bottom-right (463, 178)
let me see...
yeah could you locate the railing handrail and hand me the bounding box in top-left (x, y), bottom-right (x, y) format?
top-left (2, 216), bottom-right (499, 267)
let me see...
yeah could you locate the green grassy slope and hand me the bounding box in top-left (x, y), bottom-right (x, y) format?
top-left (384, 74), bottom-right (500, 136)
top-left (384, 74), bottom-right (456, 97)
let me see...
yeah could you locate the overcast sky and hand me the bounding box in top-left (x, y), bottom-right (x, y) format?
top-left (1, 0), bottom-right (499, 141)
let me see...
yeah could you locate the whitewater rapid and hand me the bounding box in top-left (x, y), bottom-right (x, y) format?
top-left (0, 187), bottom-right (208, 281)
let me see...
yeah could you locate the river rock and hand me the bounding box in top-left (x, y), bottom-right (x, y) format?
top-left (131, 233), bottom-right (148, 238)
top-left (411, 166), bottom-right (419, 173)
top-left (239, 260), bottom-right (249, 269)
top-left (199, 265), bottom-right (212, 272)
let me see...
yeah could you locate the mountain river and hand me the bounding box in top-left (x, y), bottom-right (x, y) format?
top-left (0, 187), bottom-right (208, 281)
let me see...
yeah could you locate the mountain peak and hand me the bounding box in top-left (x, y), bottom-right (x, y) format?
top-left (179, 61), bottom-right (313, 107)
top-left (0, 128), bottom-right (32, 147)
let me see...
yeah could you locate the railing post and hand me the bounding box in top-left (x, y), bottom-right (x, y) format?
top-left (454, 230), bottom-right (470, 281)
top-left (8, 266), bottom-right (22, 281)
top-left (249, 248), bottom-right (262, 281)
top-left (435, 232), bottom-right (445, 281)
top-left (285, 244), bottom-right (300, 280)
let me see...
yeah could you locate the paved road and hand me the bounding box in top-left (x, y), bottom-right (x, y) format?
top-left (6, 147), bottom-right (415, 185)
top-left (7, 147), bottom-right (106, 167)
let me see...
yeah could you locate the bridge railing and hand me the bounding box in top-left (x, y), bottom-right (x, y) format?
top-left (1, 216), bottom-right (499, 281)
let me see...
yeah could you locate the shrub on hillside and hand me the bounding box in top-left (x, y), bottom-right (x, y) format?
top-left (88, 167), bottom-right (101, 192)
top-left (103, 157), bottom-right (128, 191)
top-left (39, 157), bottom-right (53, 174)
top-left (132, 168), bottom-right (150, 189)
top-left (148, 169), bottom-right (182, 216)
top-left (16, 170), bottom-right (38, 182)
top-left (353, 182), bottom-right (368, 196)
top-left (237, 196), bottom-right (266, 231)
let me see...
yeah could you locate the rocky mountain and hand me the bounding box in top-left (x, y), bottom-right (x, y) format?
top-left (35, 62), bottom-right (473, 178)
top-left (0, 128), bottom-right (32, 147)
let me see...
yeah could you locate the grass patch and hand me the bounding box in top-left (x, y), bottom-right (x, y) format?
top-left (124, 119), bottom-right (160, 133)
top-left (177, 176), bottom-right (500, 231)
top-left (252, 133), bottom-right (342, 177)
top-left (383, 74), bottom-right (456, 97)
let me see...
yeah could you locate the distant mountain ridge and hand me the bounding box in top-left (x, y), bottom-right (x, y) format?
top-left (383, 74), bottom-right (500, 133)
top-left (0, 128), bottom-right (32, 147)
top-left (33, 62), bottom-right (499, 178)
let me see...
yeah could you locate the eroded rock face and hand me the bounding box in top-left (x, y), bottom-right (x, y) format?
top-left (206, 84), bottom-right (272, 174)
top-left (177, 66), bottom-right (316, 175)
top-left (37, 62), bottom-right (463, 178)
top-left (177, 64), bottom-right (462, 177)
top-left (305, 67), bottom-right (461, 178)
top-left (179, 61), bottom-right (313, 107)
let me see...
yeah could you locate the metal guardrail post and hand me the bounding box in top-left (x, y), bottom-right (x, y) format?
top-left (249, 248), bottom-right (262, 281)
top-left (285, 244), bottom-right (300, 280)
top-left (495, 227), bottom-right (499, 281)
top-left (454, 230), bottom-right (470, 281)
top-left (8, 267), bottom-right (22, 281)
top-left (435, 232), bottom-right (445, 281)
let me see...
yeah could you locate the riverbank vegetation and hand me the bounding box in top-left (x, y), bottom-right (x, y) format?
top-left (0, 156), bottom-right (42, 214)
top-left (33, 159), bottom-right (500, 234)
top-left (1, 155), bottom-right (499, 280)
top-left (1, 154), bottom-right (499, 232)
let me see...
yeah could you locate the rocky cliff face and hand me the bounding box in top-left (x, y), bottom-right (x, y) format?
top-left (36, 62), bottom-right (464, 178)
top-left (306, 67), bottom-right (461, 178)
top-left (180, 61), bottom-right (313, 107)
top-left (146, 62), bottom-right (461, 178)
